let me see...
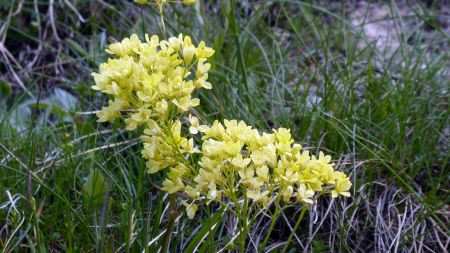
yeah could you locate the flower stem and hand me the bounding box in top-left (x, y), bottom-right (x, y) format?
top-left (261, 196), bottom-right (282, 250)
top-left (158, 5), bottom-right (167, 39)
top-left (161, 194), bottom-right (176, 253)
top-left (239, 193), bottom-right (249, 253)
top-left (281, 206), bottom-right (308, 253)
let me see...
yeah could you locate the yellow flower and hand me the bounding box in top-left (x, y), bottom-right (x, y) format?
top-left (182, 36), bottom-right (196, 64)
top-left (96, 99), bottom-right (129, 122)
top-left (188, 114), bottom-right (201, 134)
top-left (278, 167), bottom-right (298, 186)
top-left (231, 155), bottom-right (251, 169)
top-left (194, 60), bottom-right (212, 89)
top-left (331, 172), bottom-right (352, 198)
top-left (294, 184), bottom-right (315, 204)
top-left (186, 203), bottom-right (198, 219)
top-left (124, 107), bottom-right (152, 131)
top-left (106, 34), bottom-right (141, 57)
top-left (146, 159), bottom-right (164, 174)
top-left (202, 120), bottom-right (227, 140)
top-left (196, 60), bottom-right (211, 78)
top-left (250, 150), bottom-right (268, 167)
top-left (247, 190), bottom-right (270, 208)
top-left (194, 75), bottom-right (212, 89)
top-left (195, 41), bottom-right (215, 60)
top-left (282, 186), bottom-right (294, 203)
top-left (207, 183), bottom-right (221, 203)
top-left (181, 138), bottom-right (200, 154)
top-left (255, 165), bottom-right (269, 182)
top-left (238, 167), bottom-right (255, 185)
top-left (185, 186), bottom-right (200, 199)
top-left (168, 34), bottom-right (183, 51)
top-left (162, 177), bottom-right (185, 193)
top-left (167, 164), bottom-right (190, 179)
top-left (172, 96), bottom-right (200, 112)
top-left (155, 99), bottom-right (169, 121)
top-left (274, 128), bottom-right (293, 144)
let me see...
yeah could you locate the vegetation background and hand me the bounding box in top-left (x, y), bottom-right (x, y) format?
top-left (0, 0), bottom-right (448, 252)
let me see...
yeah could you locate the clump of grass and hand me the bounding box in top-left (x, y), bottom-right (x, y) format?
top-left (1, 0), bottom-right (448, 252)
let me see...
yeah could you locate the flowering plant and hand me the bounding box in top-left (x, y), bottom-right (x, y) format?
top-left (92, 1), bottom-right (351, 251)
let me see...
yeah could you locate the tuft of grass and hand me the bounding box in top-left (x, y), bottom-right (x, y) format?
top-left (1, 0), bottom-right (448, 252)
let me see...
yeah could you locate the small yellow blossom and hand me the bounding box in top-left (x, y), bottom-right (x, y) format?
top-left (96, 99), bottom-right (129, 122)
top-left (186, 203), bottom-right (198, 219)
top-left (332, 172), bottom-right (352, 198)
top-left (188, 114), bottom-right (199, 134)
top-left (282, 186), bottom-right (294, 203)
top-left (162, 177), bottom-right (185, 193)
top-left (247, 189), bottom-right (270, 208)
top-left (231, 155), bottom-right (251, 169)
top-left (294, 184), bottom-right (314, 204)
top-left (105, 34), bottom-right (142, 57)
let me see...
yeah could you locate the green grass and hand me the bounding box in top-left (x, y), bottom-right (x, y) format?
top-left (1, 0), bottom-right (449, 252)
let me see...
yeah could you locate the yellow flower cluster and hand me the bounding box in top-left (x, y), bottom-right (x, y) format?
top-left (93, 34), bottom-right (351, 220)
top-left (145, 118), bottom-right (352, 214)
top-left (92, 34), bottom-right (214, 130)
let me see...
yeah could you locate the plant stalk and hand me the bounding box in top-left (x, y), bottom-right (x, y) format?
top-left (239, 193), bottom-right (249, 253)
top-left (261, 195), bottom-right (282, 250)
top-left (161, 194), bottom-right (176, 253)
top-left (281, 206), bottom-right (308, 253)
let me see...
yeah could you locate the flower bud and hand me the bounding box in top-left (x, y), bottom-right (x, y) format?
top-left (183, 45), bottom-right (195, 64)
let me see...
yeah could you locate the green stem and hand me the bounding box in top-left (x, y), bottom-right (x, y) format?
top-left (158, 5), bottom-right (167, 39)
top-left (281, 207), bottom-right (308, 253)
top-left (261, 195), bottom-right (282, 250)
top-left (227, 0), bottom-right (249, 97)
top-left (161, 194), bottom-right (176, 253)
top-left (29, 197), bottom-right (47, 253)
top-left (239, 193), bottom-right (249, 253)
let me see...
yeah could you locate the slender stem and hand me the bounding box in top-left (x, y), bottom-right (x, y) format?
top-left (158, 5), bottom-right (167, 39)
top-left (281, 206), bottom-right (308, 253)
top-left (228, 0), bottom-right (248, 95)
top-left (125, 207), bottom-right (132, 253)
top-left (261, 195), bottom-right (282, 250)
top-left (161, 194), bottom-right (176, 253)
top-left (239, 192), bottom-right (249, 253)
top-left (31, 197), bottom-right (45, 253)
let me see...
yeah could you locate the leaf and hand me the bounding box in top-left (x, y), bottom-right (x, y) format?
top-left (51, 88), bottom-right (78, 112)
top-left (183, 207), bottom-right (225, 253)
top-left (0, 80), bottom-right (11, 100)
top-left (7, 104), bottom-right (32, 133)
top-left (82, 169), bottom-right (107, 212)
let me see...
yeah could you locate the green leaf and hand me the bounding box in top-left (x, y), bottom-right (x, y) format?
top-left (82, 169), bottom-right (107, 212)
top-left (7, 104), bottom-right (32, 133)
top-left (183, 207), bottom-right (225, 253)
top-left (51, 88), bottom-right (78, 112)
top-left (0, 80), bottom-right (11, 100)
